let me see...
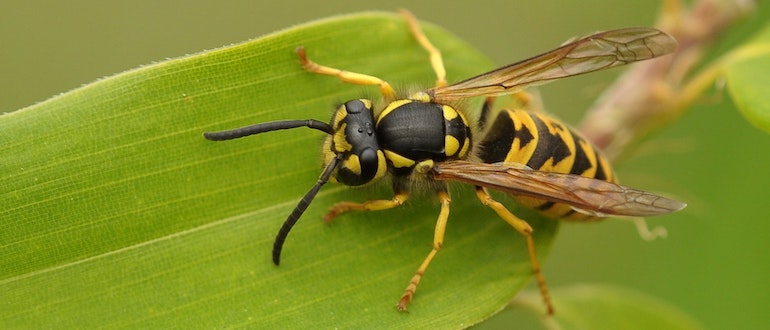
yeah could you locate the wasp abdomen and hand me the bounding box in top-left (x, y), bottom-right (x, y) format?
top-left (477, 109), bottom-right (616, 219)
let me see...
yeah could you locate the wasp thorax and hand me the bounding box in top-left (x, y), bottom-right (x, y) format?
top-left (326, 99), bottom-right (387, 186)
top-left (375, 99), bottom-right (472, 176)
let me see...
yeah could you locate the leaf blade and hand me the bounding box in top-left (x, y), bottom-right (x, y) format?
top-left (0, 12), bottom-right (557, 328)
top-left (512, 284), bottom-right (703, 330)
top-left (724, 22), bottom-right (770, 134)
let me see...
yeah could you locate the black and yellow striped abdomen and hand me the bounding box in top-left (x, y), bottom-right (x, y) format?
top-left (477, 109), bottom-right (616, 220)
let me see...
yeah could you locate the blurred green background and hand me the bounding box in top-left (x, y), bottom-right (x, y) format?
top-left (2, 1), bottom-right (768, 328)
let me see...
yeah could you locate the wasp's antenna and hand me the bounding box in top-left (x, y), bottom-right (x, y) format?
top-left (203, 118), bottom-right (337, 264)
top-left (272, 155), bottom-right (341, 265)
top-left (203, 119), bottom-right (333, 141)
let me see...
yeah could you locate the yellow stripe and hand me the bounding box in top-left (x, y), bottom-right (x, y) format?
top-left (536, 112), bottom-right (576, 173)
top-left (496, 110), bottom-right (615, 221)
top-left (332, 123), bottom-right (352, 152)
top-left (383, 150), bottom-right (415, 168)
top-left (503, 109), bottom-right (537, 164)
top-left (343, 154), bottom-right (361, 175)
top-left (577, 138), bottom-right (598, 177)
top-left (441, 105), bottom-right (458, 120)
top-left (377, 99), bottom-right (412, 125)
top-left (444, 135), bottom-right (460, 157)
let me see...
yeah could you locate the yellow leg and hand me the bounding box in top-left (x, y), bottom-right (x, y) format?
top-left (323, 191), bottom-right (409, 223)
top-left (475, 187), bottom-right (555, 315)
top-left (295, 47), bottom-right (397, 100)
top-left (399, 9), bottom-right (447, 88)
top-left (628, 217), bottom-right (668, 241)
top-left (397, 190), bottom-right (451, 311)
top-left (512, 91), bottom-right (534, 109)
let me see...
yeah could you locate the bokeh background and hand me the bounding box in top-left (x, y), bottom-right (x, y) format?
top-left (3, 1), bottom-right (768, 328)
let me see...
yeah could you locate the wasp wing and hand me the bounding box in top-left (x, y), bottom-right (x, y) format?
top-left (428, 28), bottom-right (677, 101)
top-left (432, 160), bottom-right (685, 217)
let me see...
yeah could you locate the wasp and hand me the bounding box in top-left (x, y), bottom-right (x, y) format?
top-left (203, 10), bottom-right (685, 314)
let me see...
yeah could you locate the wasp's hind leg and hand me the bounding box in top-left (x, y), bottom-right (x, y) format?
top-left (474, 186), bottom-right (555, 315)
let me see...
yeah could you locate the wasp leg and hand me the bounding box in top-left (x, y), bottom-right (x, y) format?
top-left (397, 190), bottom-right (451, 311)
top-left (512, 91), bottom-right (535, 109)
top-left (399, 9), bottom-right (447, 88)
top-left (474, 187), bottom-right (555, 315)
top-left (628, 217), bottom-right (668, 241)
top-left (295, 47), bottom-right (397, 100)
top-left (323, 191), bottom-right (409, 223)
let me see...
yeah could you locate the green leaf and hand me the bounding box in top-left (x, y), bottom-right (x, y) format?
top-left (724, 22), bottom-right (770, 134)
top-left (1, 12), bottom-right (558, 328)
top-left (511, 284), bottom-right (703, 330)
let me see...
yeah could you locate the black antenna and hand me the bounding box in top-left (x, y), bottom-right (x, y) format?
top-left (203, 118), bottom-right (338, 264)
top-left (272, 155), bottom-right (341, 265)
top-left (203, 119), bottom-right (333, 141)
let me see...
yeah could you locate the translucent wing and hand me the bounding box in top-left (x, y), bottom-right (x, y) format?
top-left (428, 28), bottom-right (677, 101)
top-left (432, 160), bottom-right (686, 217)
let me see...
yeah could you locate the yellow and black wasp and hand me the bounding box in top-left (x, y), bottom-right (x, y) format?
top-left (203, 10), bottom-right (685, 314)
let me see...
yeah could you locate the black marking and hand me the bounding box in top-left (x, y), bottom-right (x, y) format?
top-left (562, 209), bottom-right (577, 217)
top-left (345, 99), bottom-right (367, 114)
top-left (444, 110), bottom-right (471, 158)
top-left (478, 111), bottom-right (534, 163)
top-left (526, 115), bottom-right (572, 170)
top-left (516, 117), bottom-right (535, 149)
top-left (569, 134), bottom-right (593, 176)
top-left (594, 159), bottom-right (608, 181)
top-left (535, 201), bottom-right (555, 211)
